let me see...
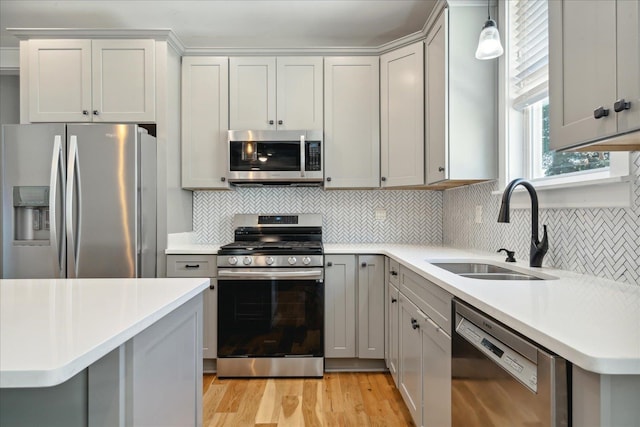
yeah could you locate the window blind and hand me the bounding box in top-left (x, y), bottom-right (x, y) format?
top-left (509, 0), bottom-right (548, 110)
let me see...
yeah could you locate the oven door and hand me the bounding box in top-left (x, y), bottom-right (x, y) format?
top-left (217, 268), bottom-right (324, 359)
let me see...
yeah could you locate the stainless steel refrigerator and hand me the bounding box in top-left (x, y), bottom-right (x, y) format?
top-left (0, 123), bottom-right (156, 279)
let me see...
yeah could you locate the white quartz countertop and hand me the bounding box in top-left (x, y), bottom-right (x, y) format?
top-left (167, 241), bottom-right (640, 375)
top-left (0, 277), bottom-right (209, 388)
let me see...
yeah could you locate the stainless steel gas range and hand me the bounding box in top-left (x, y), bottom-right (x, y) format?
top-left (216, 214), bottom-right (324, 378)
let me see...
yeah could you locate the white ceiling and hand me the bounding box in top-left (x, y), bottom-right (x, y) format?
top-left (0, 0), bottom-right (439, 50)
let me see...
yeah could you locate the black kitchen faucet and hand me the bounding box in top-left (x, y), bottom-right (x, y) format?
top-left (497, 178), bottom-right (548, 267)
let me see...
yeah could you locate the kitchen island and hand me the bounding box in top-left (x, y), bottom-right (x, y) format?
top-left (0, 277), bottom-right (209, 427)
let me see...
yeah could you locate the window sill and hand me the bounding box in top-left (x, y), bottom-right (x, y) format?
top-left (491, 174), bottom-right (634, 209)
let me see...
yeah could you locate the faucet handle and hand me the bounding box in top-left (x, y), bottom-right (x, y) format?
top-left (497, 248), bottom-right (516, 262)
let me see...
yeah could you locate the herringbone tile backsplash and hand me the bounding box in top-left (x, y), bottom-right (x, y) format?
top-left (193, 152), bottom-right (639, 285)
top-left (444, 152), bottom-right (640, 285)
top-left (193, 188), bottom-right (442, 244)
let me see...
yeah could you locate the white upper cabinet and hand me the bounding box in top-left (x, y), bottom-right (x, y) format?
top-left (425, 6), bottom-right (497, 185)
top-left (380, 42), bottom-right (425, 187)
top-left (27, 39), bottom-right (155, 123)
top-left (324, 57), bottom-right (380, 188)
top-left (549, 0), bottom-right (640, 150)
top-left (181, 56), bottom-right (230, 189)
top-left (229, 56), bottom-right (323, 130)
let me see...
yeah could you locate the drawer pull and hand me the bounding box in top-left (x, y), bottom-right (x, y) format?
top-left (411, 318), bottom-right (420, 330)
top-left (209, 283), bottom-right (215, 290)
top-left (391, 297), bottom-right (397, 303)
top-left (390, 270), bottom-right (398, 276)
top-left (185, 264), bottom-right (200, 269)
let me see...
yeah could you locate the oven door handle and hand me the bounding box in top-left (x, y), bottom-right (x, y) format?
top-left (218, 269), bottom-right (323, 280)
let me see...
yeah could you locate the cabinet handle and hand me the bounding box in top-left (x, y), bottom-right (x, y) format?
top-left (278, 120), bottom-right (283, 125)
top-left (93, 110), bottom-right (100, 116)
top-left (209, 283), bottom-right (215, 290)
top-left (361, 262), bottom-right (367, 268)
top-left (220, 177), bottom-right (226, 182)
top-left (82, 110), bottom-right (89, 116)
top-left (326, 177), bottom-right (332, 182)
top-left (327, 261), bottom-right (333, 267)
top-left (411, 318), bottom-right (420, 330)
top-left (390, 270), bottom-right (398, 276)
top-left (614, 99), bottom-right (631, 113)
top-left (269, 120), bottom-right (274, 125)
top-left (391, 297), bottom-right (397, 303)
top-left (438, 166), bottom-right (445, 172)
top-left (381, 177), bottom-right (387, 182)
top-left (185, 264), bottom-right (200, 269)
top-left (593, 106), bottom-right (609, 119)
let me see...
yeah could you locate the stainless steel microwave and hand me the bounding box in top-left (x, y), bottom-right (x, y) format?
top-left (227, 130), bottom-right (323, 185)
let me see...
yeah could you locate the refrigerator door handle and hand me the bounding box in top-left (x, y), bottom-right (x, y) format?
top-left (66, 136), bottom-right (81, 278)
top-left (49, 135), bottom-right (65, 278)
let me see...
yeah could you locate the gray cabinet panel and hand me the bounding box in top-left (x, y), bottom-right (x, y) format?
top-left (324, 254), bottom-right (357, 358)
top-left (357, 255), bottom-right (385, 359)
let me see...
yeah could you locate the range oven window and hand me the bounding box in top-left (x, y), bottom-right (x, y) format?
top-left (218, 279), bottom-right (324, 357)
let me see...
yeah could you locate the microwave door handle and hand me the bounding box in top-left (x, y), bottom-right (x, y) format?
top-left (300, 134), bottom-right (305, 177)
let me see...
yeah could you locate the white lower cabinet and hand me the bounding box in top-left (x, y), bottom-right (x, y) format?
top-left (166, 255), bottom-right (217, 359)
top-left (395, 262), bottom-right (452, 427)
top-left (325, 254), bottom-right (384, 359)
top-left (386, 258), bottom-right (400, 386)
top-left (422, 311), bottom-right (451, 427)
top-left (399, 294), bottom-right (423, 426)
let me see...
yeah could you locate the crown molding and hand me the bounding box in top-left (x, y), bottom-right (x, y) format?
top-left (6, 28), bottom-right (186, 54)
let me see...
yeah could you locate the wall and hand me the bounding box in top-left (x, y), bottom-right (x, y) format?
top-left (0, 75), bottom-right (19, 124)
top-left (443, 152), bottom-right (640, 285)
top-left (193, 188), bottom-right (442, 245)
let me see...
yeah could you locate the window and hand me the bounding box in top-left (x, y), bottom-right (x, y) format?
top-left (507, 0), bottom-right (612, 182)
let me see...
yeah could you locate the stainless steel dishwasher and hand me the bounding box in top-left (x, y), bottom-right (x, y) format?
top-left (452, 299), bottom-right (569, 427)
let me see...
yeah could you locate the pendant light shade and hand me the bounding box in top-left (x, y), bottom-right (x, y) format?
top-left (475, 2), bottom-right (504, 60)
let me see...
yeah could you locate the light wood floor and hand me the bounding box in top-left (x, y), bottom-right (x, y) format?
top-left (203, 372), bottom-right (415, 427)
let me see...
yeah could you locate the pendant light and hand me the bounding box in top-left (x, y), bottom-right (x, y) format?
top-left (475, 0), bottom-right (504, 60)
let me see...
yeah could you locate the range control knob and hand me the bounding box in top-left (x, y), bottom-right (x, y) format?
top-left (288, 257), bottom-right (297, 265)
top-left (228, 256), bottom-right (238, 265)
top-left (302, 257), bottom-right (311, 265)
top-left (265, 256), bottom-right (274, 265)
top-left (243, 257), bottom-right (252, 265)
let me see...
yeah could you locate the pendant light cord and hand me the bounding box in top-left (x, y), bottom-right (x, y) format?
top-left (487, 0), bottom-right (491, 20)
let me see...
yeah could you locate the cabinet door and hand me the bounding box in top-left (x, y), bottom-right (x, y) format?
top-left (276, 57), bottom-right (323, 130)
top-left (357, 255), bottom-right (385, 359)
top-left (181, 57), bottom-right (230, 189)
top-left (324, 255), bottom-right (356, 358)
top-left (229, 57), bottom-right (276, 130)
top-left (203, 279), bottom-right (217, 359)
top-left (388, 283), bottom-right (400, 386)
top-left (398, 295), bottom-right (423, 427)
top-left (380, 42), bottom-right (424, 187)
top-left (422, 315), bottom-right (451, 427)
top-left (616, 0), bottom-right (640, 134)
top-left (324, 57), bottom-right (380, 188)
top-left (91, 39), bottom-right (155, 122)
top-left (28, 39), bottom-right (92, 122)
top-left (425, 11), bottom-right (447, 184)
top-left (549, 0), bottom-right (617, 150)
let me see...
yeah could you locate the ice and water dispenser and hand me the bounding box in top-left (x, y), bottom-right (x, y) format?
top-left (13, 186), bottom-right (50, 242)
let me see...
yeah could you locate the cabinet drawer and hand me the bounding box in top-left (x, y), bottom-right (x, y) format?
top-left (388, 258), bottom-right (400, 286)
top-left (166, 255), bottom-right (217, 277)
top-left (400, 265), bottom-right (452, 333)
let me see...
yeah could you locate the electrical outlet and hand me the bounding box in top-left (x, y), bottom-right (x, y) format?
top-left (375, 208), bottom-right (387, 221)
top-left (475, 205), bottom-right (483, 224)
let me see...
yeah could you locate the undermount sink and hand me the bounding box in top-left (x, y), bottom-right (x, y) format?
top-left (429, 261), bottom-right (556, 281)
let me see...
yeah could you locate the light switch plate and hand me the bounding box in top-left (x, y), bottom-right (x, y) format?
top-left (375, 208), bottom-right (387, 221)
top-left (475, 205), bottom-right (483, 224)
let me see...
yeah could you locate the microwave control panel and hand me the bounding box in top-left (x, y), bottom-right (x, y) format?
top-left (306, 141), bottom-right (322, 171)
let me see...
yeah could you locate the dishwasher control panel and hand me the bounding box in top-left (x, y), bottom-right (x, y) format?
top-left (457, 317), bottom-right (538, 392)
